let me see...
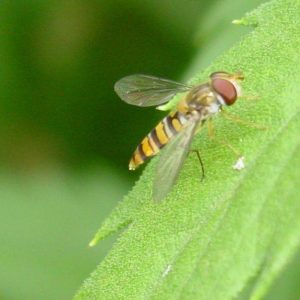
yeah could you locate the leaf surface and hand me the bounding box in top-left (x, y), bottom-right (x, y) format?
top-left (76, 0), bottom-right (300, 299)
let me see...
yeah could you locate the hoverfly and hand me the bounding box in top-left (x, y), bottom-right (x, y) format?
top-left (114, 71), bottom-right (244, 201)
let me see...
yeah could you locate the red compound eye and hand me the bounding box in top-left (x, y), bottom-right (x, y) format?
top-left (212, 78), bottom-right (237, 105)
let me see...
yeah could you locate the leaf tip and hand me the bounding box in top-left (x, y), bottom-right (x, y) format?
top-left (89, 219), bottom-right (133, 247)
top-left (88, 234), bottom-right (102, 247)
top-left (232, 19), bottom-right (244, 25)
top-left (232, 18), bottom-right (258, 27)
top-left (156, 104), bottom-right (167, 111)
top-left (156, 103), bottom-right (172, 111)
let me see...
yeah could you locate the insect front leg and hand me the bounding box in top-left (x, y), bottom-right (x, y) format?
top-left (240, 94), bottom-right (260, 101)
top-left (220, 109), bottom-right (267, 130)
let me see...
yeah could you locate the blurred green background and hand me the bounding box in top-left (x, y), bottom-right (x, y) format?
top-left (0, 0), bottom-right (299, 299)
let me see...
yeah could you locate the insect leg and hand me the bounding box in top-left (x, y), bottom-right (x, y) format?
top-left (220, 109), bottom-right (267, 130)
top-left (190, 149), bottom-right (205, 181)
top-left (207, 117), bottom-right (215, 139)
top-left (207, 118), bottom-right (242, 157)
top-left (241, 95), bottom-right (259, 101)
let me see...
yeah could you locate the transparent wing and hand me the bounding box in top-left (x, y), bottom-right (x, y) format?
top-left (153, 118), bottom-right (201, 202)
top-left (114, 74), bottom-right (192, 107)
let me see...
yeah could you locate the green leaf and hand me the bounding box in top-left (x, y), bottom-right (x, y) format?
top-left (76, 0), bottom-right (300, 299)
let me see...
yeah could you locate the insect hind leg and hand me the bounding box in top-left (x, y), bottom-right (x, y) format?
top-left (189, 149), bottom-right (205, 181)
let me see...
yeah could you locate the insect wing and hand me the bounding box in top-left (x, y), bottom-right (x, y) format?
top-left (153, 118), bottom-right (200, 202)
top-left (114, 74), bottom-right (192, 107)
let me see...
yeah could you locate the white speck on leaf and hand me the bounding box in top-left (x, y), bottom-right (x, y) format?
top-left (233, 156), bottom-right (245, 171)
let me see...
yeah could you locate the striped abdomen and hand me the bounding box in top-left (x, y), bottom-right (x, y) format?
top-left (129, 111), bottom-right (189, 170)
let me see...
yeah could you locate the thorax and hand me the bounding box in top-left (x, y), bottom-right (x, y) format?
top-left (176, 83), bottom-right (221, 119)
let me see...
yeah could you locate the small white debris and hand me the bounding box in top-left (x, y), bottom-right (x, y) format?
top-left (162, 265), bottom-right (172, 278)
top-left (233, 156), bottom-right (245, 171)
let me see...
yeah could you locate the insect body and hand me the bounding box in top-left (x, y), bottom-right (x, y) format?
top-left (114, 71), bottom-right (244, 201)
top-left (128, 110), bottom-right (189, 171)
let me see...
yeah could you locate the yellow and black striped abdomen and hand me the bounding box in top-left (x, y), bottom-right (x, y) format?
top-left (129, 111), bottom-right (188, 170)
